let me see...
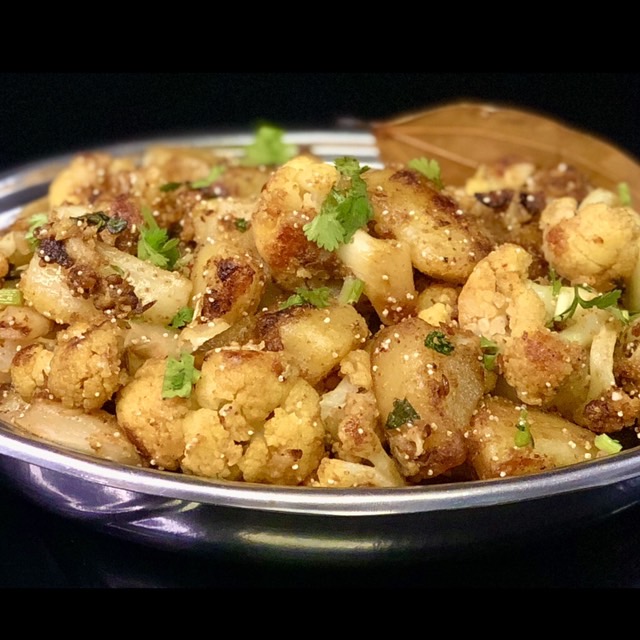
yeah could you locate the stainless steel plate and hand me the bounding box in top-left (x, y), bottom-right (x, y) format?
top-left (1, 130), bottom-right (640, 562)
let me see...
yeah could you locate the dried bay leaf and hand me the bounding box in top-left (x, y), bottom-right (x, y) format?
top-left (372, 101), bottom-right (640, 203)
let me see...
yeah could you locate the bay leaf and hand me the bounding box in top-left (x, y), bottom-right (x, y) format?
top-left (372, 101), bottom-right (640, 204)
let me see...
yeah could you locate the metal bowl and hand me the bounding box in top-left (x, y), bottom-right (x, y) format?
top-left (1, 130), bottom-right (640, 562)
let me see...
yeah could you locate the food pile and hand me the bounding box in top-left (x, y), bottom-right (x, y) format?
top-left (0, 123), bottom-right (639, 488)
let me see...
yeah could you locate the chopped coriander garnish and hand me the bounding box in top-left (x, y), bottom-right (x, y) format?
top-left (234, 218), bottom-right (250, 232)
top-left (110, 264), bottom-right (125, 277)
top-left (159, 181), bottom-right (182, 193)
top-left (169, 306), bottom-right (194, 329)
top-left (137, 207), bottom-right (181, 270)
top-left (408, 157), bottom-right (444, 190)
top-left (279, 286), bottom-right (332, 310)
top-left (71, 211), bottom-right (128, 234)
top-left (189, 165), bottom-right (226, 189)
top-left (549, 267), bottom-right (562, 297)
top-left (618, 182), bottom-right (632, 206)
top-left (424, 330), bottom-right (454, 355)
top-left (0, 288), bottom-right (23, 306)
top-left (338, 276), bottom-right (365, 305)
top-left (515, 408), bottom-right (534, 447)
top-left (480, 336), bottom-right (499, 371)
top-left (303, 156), bottom-right (374, 252)
top-left (385, 398), bottom-right (421, 429)
top-left (554, 286), bottom-right (626, 324)
top-left (162, 352), bottom-right (201, 399)
top-left (594, 433), bottom-right (623, 454)
top-left (241, 123), bottom-right (298, 167)
top-left (25, 212), bottom-right (48, 248)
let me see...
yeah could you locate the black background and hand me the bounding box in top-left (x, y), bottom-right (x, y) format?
top-left (2, 72), bottom-right (640, 588)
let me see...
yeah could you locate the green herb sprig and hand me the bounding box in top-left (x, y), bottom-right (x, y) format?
top-left (424, 330), bottom-right (454, 355)
top-left (408, 157), bottom-right (444, 190)
top-left (137, 207), bottom-right (180, 270)
top-left (303, 156), bottom-right (374, 252)
top-left (385, 398), bottom-right (421, 429)
top-left (162, 352), bottom-right (200, 398)
top-left (279, 286), bottom-right (332, 310)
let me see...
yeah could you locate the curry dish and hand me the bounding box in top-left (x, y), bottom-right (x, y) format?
top-left (0, 126), bottom-right (639, 487)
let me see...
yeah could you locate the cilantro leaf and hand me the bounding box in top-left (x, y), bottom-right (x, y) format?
top-left (408, 157), bottom-right (444, 190)
top-left (71, 211), bottom-right (128, 234)
top-left (303, 156), bottom-right (374, 251)
top-left (241, 123), bottom-right (298, 167)
top-left (234, 218), bottom-right (250, 232)
top-left (618, 182), bottom-right (632, 206)
top-left (189, 165), bottom-right (226, 189)
top-left (424, 330), bottom-right (454, 355)
top-left (385, 398), bottom-right (421, 429)
top-left (162, 352), bottom-right (201, 399)
top-left (137, 207), bottom-right (181, 270)
top-left (159, 181), bottom-right (182, 193)
top-left (514, 409), bottom-right (534, 447)
top-left (169, 306), bottom-right (194, 329)
top-left (25, 212), bottom-right (48, 248)
top-left (279, 286), bottom-right (332, 310)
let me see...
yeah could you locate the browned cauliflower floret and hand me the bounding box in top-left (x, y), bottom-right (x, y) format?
top-left (251, 155), bottom-right (345, 291)
top-left (10, 342), bottom-right (53, 401)
top-left (458, 243), bottom-right (589, 407)
top-left (500, 329), bottom-right (588, 407)
top-left (316, 349), bottom-right (404, 487)
top-left (180, 408), bottom-right (243, 480)
top-left (238, 378), bottom-right (326, 485)
top-left (540, 190), bottom-right (640, 291)
top-left (47, 320), bottom-right (126, 411)
top-left (115, 357), bottom-right (191, 470)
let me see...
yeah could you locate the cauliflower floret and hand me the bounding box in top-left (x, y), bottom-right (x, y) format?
top-left (318, 349), bottom-right (404, 487)
top-left (251, 155), bottom-right (345, 291)
top-left (10, 342), bottom-right (53, 401)
top-left (458, 243), bottom-right (591, 407)
top-left (238, 378), bottom-right (326, 485)
top-left (315, 458), bottom-right (401, 488)
top-left (47, 320), bottom-right (126, 411)
top-left (500, 329), bottom-right (588, 407)
top-left (194, 348), bottom-right (299, 442)
top-left (115, 357), bottom-right (192, 470)
top-left (540, 192), bottom-right (640, 291)
top-left (180, 408), bottom-right (243, 480)
top-left (458, 243), bottom-right (548, 340)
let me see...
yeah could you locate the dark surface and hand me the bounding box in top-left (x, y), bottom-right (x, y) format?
top-left (2, 72), bottom-right (640, 588)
